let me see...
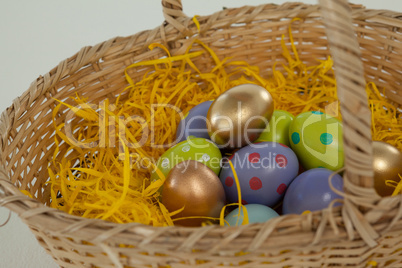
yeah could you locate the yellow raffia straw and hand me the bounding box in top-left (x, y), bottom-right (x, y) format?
top-left (20, 190), bottom-right (33, 199)
top-left (219, 160), bottom-right (249, 226)
top-left (37, 21), bottom-right (402, 226)
top-left (192, 15), bottom-right (201, 33)
top-left (302, 210), bottom-right (311, 215)
top-left (385, 174), bottom-right (402, 196)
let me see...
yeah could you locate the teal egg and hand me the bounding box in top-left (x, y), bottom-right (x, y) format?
top-left (289, 111), bottom-right (344, 171)
top-left (224, 204), bottom-right (279, 226)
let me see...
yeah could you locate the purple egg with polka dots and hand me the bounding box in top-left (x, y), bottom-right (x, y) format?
top-left (219, 142), bottom-right (299, 207)
top-left (176, 101), bottom-right (213, 143)
top-left (282, 168), bottom-right (344, 214)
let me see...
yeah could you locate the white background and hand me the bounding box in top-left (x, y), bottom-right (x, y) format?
top-left (0, 1), bottom-right (399, 267)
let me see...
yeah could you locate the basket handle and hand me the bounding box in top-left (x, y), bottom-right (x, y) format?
top-left (161, 0), bottom-right (374, 190)
top-left (318, 0), bottom-right (374, 190)
top-left (162, 0), bottom-right (188, 34)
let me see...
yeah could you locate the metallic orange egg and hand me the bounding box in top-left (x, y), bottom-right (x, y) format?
top-left (161, 160), bottom-right (226, 226)
top-left (207, 84), bottom-right (274, 149)
top-left (373, 141), bottom-right (402, 197)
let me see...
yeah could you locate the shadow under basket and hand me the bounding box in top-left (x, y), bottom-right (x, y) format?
top-left (1, 0), bottom-right (402, 267)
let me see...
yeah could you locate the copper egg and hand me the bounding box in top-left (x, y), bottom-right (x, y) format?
top-left (161, 160), bottom-right (226, 226)
top-left (207, 84), bottom-right (274, 148)
top-left (373, 141), bottom-right (402, 197)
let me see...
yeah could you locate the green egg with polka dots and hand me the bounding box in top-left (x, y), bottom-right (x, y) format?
top-left (289, 111), bottom-right (344, 171)
top-left (150, 137), bottom-right (222, 182)
top-left (255, 110), bottom-right (294, 146)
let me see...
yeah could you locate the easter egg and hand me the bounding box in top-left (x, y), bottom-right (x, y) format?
top-left (219, 142), bottom-right (299, 207)
top-left (162, 160), bottom-right (226, 226)
top-left (289, 111), bottom-right (344, 171)
top-left (207, 84), bottom-right (274, 149)
top-left (255, 110), bottom-right (294, 146)
top-left (224, 204), bottom-right (279, 226)
top-left (176, 100), bottom-right (213, 143)
top-left (282, 168), bottom-right (344, 214)
top-left (372, 141), bottom-right (402, 197)
top-left (150, 137), bottom-right (222, 183)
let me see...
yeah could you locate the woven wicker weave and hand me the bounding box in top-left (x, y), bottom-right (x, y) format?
top-left (1, 0), bottom-right (402, 267)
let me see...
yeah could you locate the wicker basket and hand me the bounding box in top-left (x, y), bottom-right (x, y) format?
top-left (1, 0), bottom-right (402, 267)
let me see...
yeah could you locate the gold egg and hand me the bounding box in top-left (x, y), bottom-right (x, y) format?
top-left (207, 84), bottom-right (274, 149)
top-left (161, 160), bottom-right (226, 227)
top-left (373, 141), bottom-right (402, 197)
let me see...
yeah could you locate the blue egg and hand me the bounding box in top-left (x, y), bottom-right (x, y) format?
top-left (282, 168), bottom-right (344, 214)
top-left (176, 101), bottom-right (213, 143)
top-left (219, 142), bottom-right (299, 207)
top-left (225, 204), bottom-right (279, 226)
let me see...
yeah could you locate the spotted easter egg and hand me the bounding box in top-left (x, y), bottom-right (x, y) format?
top-left (150, 137), bottom-right (222, 183)
top-left (289, 111), bottom-right (344, 171)
top-left (282, 168), bottom-right (344, 214)
top-left (219, 142), bottom-right (299, 207)
top-left (176, 100), bottom-right (213, 143)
